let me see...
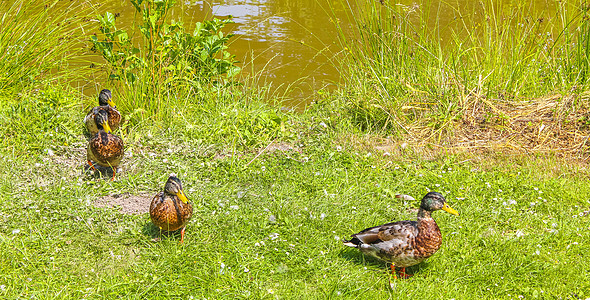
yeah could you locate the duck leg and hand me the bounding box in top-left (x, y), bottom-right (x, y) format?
top-left (390, 264), bottom-right (398, 279)
top-left (110, 167), bottom-right (116, 181)
top-left (87, 160), bottom-right (97, 171)
top-left (399, 267), bottom-right (413, 279)
top-left (180, 227), bottom-right (186, 244)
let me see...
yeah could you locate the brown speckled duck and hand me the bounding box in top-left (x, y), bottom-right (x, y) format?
top-left (84, 89), bottom-right (121, 135)
top-left (343, 192), bottom-right (459, 279)
top-left (150, 175), bottom-right (193, 243)
top-left (87, 110), bottom-right (124, 180)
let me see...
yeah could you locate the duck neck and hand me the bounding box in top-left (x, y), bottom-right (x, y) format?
top-left (417, 208), bottom-right (432, 219)
top-left (417, 208), bottom-right (439, 231)
top-left (414, 208), bottom-right (442, 258)
top-left (417, 209), bottom-right (439, 234)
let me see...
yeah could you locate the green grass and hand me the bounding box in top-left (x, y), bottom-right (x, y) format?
top-left (0, 1), bottom-right (96, 92)
top-left (330, 0), bottom-right (590, 134)
top-left (1, 87), bottom-right (589, 298)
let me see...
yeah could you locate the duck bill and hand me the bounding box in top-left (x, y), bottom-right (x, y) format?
top-left (442, 202), bottom-right (459, 216)
top-left (101, 121), bottom-right (112, 133)
top-left (176, 190), bottom-right (189, 204)
top-left (107, 99), bottom-right (116, 107)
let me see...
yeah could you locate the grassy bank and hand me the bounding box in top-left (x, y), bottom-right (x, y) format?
top-left (1, 93), bottom-right (589, 297)
top-left (1, 0), bottom-right (590, 299)
top-left (332, 0), bottom-right (590, 142)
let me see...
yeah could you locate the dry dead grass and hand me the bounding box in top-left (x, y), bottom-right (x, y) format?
top-left (447, 93), bottom-right (590, 157)
top-left (338, 94), bottom-right (590, 176)
top-left (380, 94), bottom-right (589, 156)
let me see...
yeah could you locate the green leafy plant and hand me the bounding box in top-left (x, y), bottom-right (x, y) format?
top-left (90, 0), bottom-right (240, 91)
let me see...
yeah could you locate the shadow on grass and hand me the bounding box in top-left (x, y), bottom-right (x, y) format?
top-left (82, 162), bottom-right (118, 180)
top-left (339, 248), bottom-right (429, 277)
top-left (141, 222), bottom-right (183, 242)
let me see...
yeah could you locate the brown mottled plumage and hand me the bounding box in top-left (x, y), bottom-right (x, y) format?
top-left (84, 89), bottom-right (121, 135)
top-left (150, 176), bottom-right (193, 243)
top-left (343, 192), bottom-right (458, 279)
top-left (87, 110), bottom-right (124, 180)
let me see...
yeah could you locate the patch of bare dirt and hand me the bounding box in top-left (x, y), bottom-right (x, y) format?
top-left (266, 142), bottom-right (299, 153)
top-left (94, 192), bottom-right (154, 215)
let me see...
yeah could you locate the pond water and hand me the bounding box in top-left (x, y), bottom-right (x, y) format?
top-left (96, 0), bottom-right (560, 108)
top-left (4, 0), bottom-right (561, 108)
top-left (95, 0), bottom-right (356, 108)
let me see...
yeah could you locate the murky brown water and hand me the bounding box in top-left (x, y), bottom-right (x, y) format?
top-left (95, 0), bottom-right (563, 106)
top-left (4, 0), bottom-right (562, 108)
top-left (92, 0), bottom-right (356, 108)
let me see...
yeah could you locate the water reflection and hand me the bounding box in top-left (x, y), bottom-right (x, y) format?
top-left (207, 0), bottom-right (342, 107)
top-left (89, 0), bottom-right (344, 108)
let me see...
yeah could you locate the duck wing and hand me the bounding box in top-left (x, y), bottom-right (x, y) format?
top-left (344, 220), bottom-right (422, 266)
top-left (84, 107), bottom-right (100, 135)
top-left (344, 220), bottom-right (418, 247)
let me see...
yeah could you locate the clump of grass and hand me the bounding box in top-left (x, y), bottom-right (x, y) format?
top-left (331, 1), bottom-right (590, 135)
top-left (0, 1), bottom-right (95, 92)
top-left (0, 85), bottom-right (83, 154)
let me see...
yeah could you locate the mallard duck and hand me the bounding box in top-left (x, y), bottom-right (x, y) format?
top-left (84, 89), bottom-right (121, 135)
top-left (343, 192), bottom-right (459, 279)
top-left (87, 109), bottom-right (124, 180)
top-left (150, 175), bottom-right (193, 243)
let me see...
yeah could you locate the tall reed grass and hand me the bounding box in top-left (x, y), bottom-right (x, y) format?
top-left (0, 1), bottom-right (95, 93)
top-left (331, 0), bottom-right (590, 133)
